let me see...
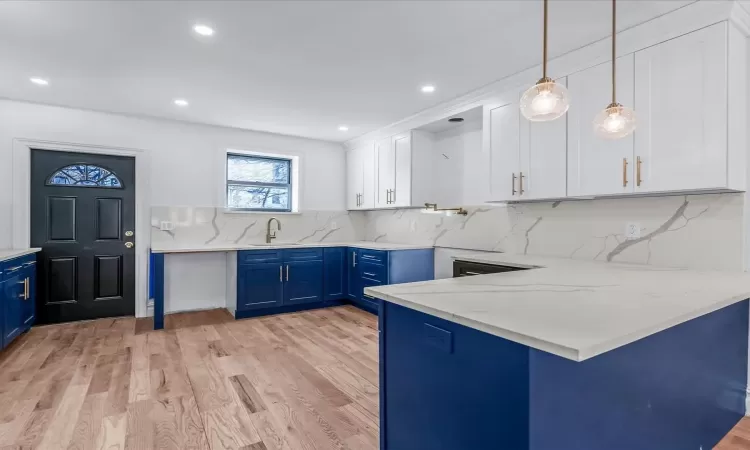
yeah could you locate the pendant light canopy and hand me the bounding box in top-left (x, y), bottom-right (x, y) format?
top-left (594, 0), bottom-right (636, 139)
top-left (520, 0), bottom-right (570, 122)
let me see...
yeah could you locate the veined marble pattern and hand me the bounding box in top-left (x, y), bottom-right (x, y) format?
top-left (151, 206), bottom-right (366, 248)
top-left (363, 193), bottom-right (744, 271)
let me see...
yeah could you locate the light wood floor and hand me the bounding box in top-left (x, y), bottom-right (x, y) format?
top-left (0, 306), bottom-right (378, 450)
top-left (1, 306), bottom-right (749, 449)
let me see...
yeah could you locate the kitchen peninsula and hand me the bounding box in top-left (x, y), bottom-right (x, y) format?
top-left (366, 253), bottom-right (750, 450)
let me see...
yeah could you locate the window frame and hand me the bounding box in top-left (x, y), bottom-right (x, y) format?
top-left (225, 152), bottom-right (294, 212)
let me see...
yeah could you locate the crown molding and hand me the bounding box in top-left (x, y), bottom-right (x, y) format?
top-left (345, 0), bottom-right (740, 151)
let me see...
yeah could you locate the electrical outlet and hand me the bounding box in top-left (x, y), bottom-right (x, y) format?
top-left (160, 221), bottom-right (175, 231)
top-left (330, 221), bottom-right (339, 230)
top-left (625, 222), bottom-right (641, 240)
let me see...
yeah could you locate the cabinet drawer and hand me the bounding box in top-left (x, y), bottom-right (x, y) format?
top-left (1, 255), bottom-right (35, 282)
top-left (359, 249), bottom-right (387, 265)
top-left (360, 261), bottom-right (386, 283)
top-left (238, 250), bottom-right (282, 264)
top-left (283, 248), bottom-right (323, 262)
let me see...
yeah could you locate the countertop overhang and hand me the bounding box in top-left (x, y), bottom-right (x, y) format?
top-left (365, 253), bottom-right (750, 362)
top-left (0, 248), bottom-right (42, 262)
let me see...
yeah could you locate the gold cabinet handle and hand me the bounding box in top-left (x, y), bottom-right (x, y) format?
top-left (636, 156), bottom-right (642, 187)
top-left (512, 173), bottom-right (517, 195)
top-left (25, 278), bottom-right (29, 300)
top-left (519, 172), bottom-right (525, 195)
top-left (286, 265), bottom-right (289, 281)
top-left (622, 158), bottom-right (628, 187)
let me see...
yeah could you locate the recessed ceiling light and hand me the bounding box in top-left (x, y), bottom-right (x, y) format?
top-left (421, 85), bottom-right (436, 93)
top-left (174, 99), bottom-right (189, 107)
top-left (30, 77), bottom-right (49, 86)
top-left (193, 24), bottom-right (214, 36)
top-left (338, 125), bottom-right (349, 131)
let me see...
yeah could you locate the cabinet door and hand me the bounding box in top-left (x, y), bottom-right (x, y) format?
top-left (567, 55), bottom-right (635, 196)
top-left (347, 248), bottom-right (360, 300)
top-left (237, 263), bottom-right (283, 310)
top-left (323, 247), bottom-right (346, 302)
top-left (21, 265), bottom-right (35, 329)
top-left (361, 144), bottom-right (376, 209)
top-left (284, 260), bottom-right (323, 305)
top-left (3, 274), bottom-right (23, 346)
top-left (488, 101), bottom-right (521, 202)
top-left (346, 147), bottom-right (363, 210)
top-left (393, 132), bottom-right (412, 207)
top-left (634, 23), bottom-right (728, 193)
top-left (375, 137), bottom-right (395, 208)
top-left (520, 78), bottom-right (568, 200)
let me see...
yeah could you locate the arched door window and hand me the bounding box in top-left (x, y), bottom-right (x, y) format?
top-left (46, 164), bottom-right (123, 188)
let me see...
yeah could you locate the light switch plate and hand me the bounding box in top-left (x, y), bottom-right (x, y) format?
top-left (625, 222), bottom-right (641, 240)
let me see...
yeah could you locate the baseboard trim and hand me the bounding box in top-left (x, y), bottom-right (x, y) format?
top-left (234, 300), bottom-right (348, 320)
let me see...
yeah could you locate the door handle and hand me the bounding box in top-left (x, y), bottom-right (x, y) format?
top-left (636, 156), bottom-right (642, 187)
top-left (519, 172), bottom-right (525, 195)
top-left (353, 251), bottom-right (357, 267)
top-left (622, 158), bottom-right (629, 187)
top-left (125, 230), bottom-right (134, 237)
top-left (512, 173), bottom-right (517, 195)
top-left (279, 265), bottom-right (283, 282)
top-left (286, 265), bottom-right (289, 281)
top-left (18, 278), bottom-right (27, 300)
top-left (125, 242), bottom-right (134, 249)
top-left (25, 278), bottom-right (29, 300)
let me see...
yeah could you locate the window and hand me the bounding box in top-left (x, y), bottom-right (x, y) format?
top-left (47, 164), bottom-right (123, 188)
top-left (226, 153), bottom-right (292, 211)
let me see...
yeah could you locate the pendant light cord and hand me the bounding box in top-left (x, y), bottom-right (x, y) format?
top-left (542, 0), bottom-right (548, 78)
top-left (612, 0), bottom-right (616, 104)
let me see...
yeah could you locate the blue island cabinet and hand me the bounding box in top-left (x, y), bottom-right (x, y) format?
top-left (0, 254), bottom-right (37, 349)
top-left (379, 300), bottom-right (749, 450)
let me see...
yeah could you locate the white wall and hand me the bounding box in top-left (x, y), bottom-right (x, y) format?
top-left (0, 98), bottom-right (346, 248)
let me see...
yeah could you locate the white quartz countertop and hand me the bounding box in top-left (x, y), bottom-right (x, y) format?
top-left (365, 253), bottom-right (750, 362)
top-left (0, 248), bottom-right (41, 262)
top-left (151, 241), bottom-right (433, 254)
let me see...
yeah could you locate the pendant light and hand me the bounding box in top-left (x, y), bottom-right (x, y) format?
top-left (520, 0), bottom-right (570, 122)
top-left (593, 0), bottom-right (636, 139)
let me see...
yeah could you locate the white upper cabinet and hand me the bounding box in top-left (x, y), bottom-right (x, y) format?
top-left (345, 146), bottom-right (362, 210)
top-left (346, 144), bottom-right (375, 210)
top-left (634, 23), bottom-right (729, 193)
top-left (375, 137), bottom-right (395, 208)
top-left (487, 101), bottom-right (521, 202)
top-left (520, 77), bottom-right (568, 200)
top-left (567, 55), bottom-right (635, 196)
top-left (487, 82), bottom-right (567, 202)
top-left (392, 132), bottom-right (412, 207)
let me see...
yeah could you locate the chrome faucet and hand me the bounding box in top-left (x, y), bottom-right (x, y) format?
top-left (266, 217), bottom-right (281, 243)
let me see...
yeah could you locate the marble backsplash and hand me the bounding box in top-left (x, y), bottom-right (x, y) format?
top-left (150, 207), bottom-right (366, 247)
top-left (151, 193), bottom-right (744, 271)
top-left (363, 193), bottom-right (745, 272)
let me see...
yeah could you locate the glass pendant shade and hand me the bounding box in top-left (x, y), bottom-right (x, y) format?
top-left (593, 102), bottom-right (636, 139)
top-left (520, 77), bottom-right (570, 122)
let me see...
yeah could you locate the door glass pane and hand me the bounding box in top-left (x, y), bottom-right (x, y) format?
top-left (227, 184), bottom-right (290, 210)
top-left (227, 155), bottom-right (290, 184)
top-left (47, 164), bottom-right (123, 188)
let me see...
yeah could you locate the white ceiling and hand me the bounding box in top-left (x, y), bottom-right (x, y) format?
top-left (0, 0), bottom-right (693, 143)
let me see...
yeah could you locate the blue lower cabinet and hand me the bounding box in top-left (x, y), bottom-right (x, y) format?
top-left (237, 262), bottom-right (284, 310)
top-left (3, 273), bottom-right (24, 347)
top-left (346, 248), bottom-right (360, 301)
top-left (283, 260), bottom-right (323, 305)
top-left (21, 262), bottom-right (36, 328)
top-left (323, 248), bottom-right (346, 302)
top-left (235, 246), bottom-right (433, 318)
